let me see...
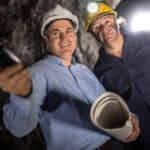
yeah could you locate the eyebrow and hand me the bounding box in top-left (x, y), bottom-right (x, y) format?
top-left (50, 29), bottom-right (59, 32)
top-left (91, 18), bottom-right (102, 29)
top-left (50, 27), bottom-right (74, 32)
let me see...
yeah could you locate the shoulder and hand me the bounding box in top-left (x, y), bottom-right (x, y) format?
top-left (28, 58), bottom-right (51, 76)
top-left (75, 63), bottom-right (93, 73)
top-left (124, 31), bottom-right (150, 42)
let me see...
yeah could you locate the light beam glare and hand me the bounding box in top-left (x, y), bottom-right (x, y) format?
top-left (130, 11), bottom-right (150, 32)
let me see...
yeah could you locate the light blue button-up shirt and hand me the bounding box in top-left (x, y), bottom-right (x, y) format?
top-left (3, 55), bottom-right (110, 150)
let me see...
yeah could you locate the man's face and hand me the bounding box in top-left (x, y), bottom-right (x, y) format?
top-left (90, 14), bottom-right (120, 45)
top-left (46, 19), bottom-right (77, 61)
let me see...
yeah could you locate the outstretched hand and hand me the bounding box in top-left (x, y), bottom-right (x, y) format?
top-left (0, 64), bottom-right (32, 96)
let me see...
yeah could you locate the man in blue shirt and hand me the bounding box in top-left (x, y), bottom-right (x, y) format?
top-left (0, 4), bottom-right (139, 150)
top-left (85, 1), bottom-right (149, 150)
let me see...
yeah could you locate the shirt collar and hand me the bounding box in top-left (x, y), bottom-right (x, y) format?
top-left (100, 47), bottom-right (121, 64)
top-left (44, 55), bottom-right (76, 66)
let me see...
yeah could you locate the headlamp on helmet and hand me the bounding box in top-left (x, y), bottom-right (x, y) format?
top-left (87, 2), bottom-right (98, 13)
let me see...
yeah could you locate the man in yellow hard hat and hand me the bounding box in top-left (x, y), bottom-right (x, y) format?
top-left (86, 1), bottom-right (150, 150)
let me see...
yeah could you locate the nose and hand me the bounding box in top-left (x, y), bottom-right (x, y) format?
top-left (60, 32), bottom-right (67, 40)
top-left (101, 25), bottom-right (110, 34)
top-left (100, 20), bottom-right (110, 32)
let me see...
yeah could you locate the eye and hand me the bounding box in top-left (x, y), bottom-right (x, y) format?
top-left (104, 16), bottom-right (114, 24)
top-left (92, 24), bottom-right (100, 34)
top-left (66, 28), bottom-right (74, 34)
top-left (50, 31), bottom-right (60, 39)
top-left (94, 25), bottom-right (100, 32)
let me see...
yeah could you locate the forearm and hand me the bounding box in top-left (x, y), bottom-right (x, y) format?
top-left (3, 94), bottom-right (40, 137)
top-left (3, 72), bottom-right (47, 137)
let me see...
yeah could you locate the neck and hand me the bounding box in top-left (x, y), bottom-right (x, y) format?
top-left (62, 58), bottom-right (72, 67)
top-left (103, 33), bottom-right (124, 58)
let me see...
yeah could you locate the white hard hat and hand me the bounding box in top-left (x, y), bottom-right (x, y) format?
top-left (41, 4), bottom-right (79, 39)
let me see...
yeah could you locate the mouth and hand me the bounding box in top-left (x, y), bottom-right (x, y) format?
top-left (60, 44), bottom-right (72, 52)
top-left (102, 28), bottom-right (116, 41)
top-left (59, 40), bottom-right (70, 47)
top-left (104, 33), bottom-right (113, 40)
top-left (60, 42), bottom-right (70, 47)
top-left (60, 45), bottom-right (70, 47)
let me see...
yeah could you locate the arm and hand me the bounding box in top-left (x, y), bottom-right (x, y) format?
top-left (94, 60), bottom-right (140, 142)
top-left (0, 64), bottom-right (47, 137)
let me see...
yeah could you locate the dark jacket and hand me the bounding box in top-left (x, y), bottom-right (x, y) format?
top-left (94, 32), bottom-right (150, 149)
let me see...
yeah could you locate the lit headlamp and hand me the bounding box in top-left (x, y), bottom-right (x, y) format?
top-left (87, 2), bottom-right (98, 13)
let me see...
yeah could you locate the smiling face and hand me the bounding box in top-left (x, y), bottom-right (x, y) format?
top-left (90, 14), bottom-right (120, 48)
top-left (45, 19), bottom-right (77, 66)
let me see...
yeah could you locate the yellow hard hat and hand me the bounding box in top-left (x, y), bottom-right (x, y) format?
top-left (85, 2), bottom-right (117, 31)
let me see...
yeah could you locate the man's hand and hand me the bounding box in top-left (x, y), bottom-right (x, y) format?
top-left (0, 64), bottom-right (32, 96)
top-left (121, 114), bottom-right (140, 143)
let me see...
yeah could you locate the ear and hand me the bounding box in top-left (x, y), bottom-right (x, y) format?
top-left (45, 37), bottom-right (50, 49)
